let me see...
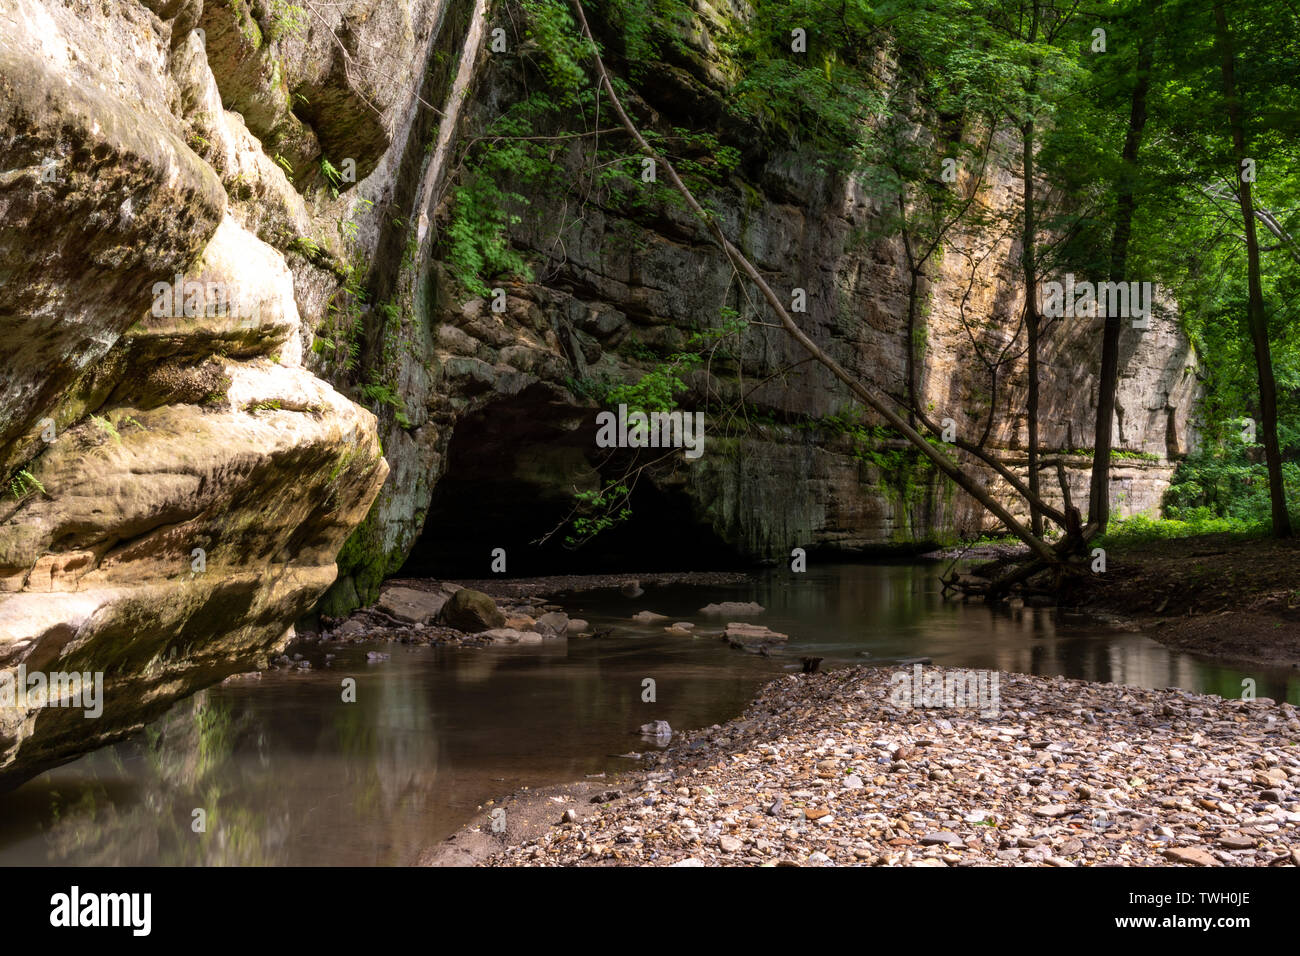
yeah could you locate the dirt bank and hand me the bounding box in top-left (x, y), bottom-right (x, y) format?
top-left (1068, 535), bottom-right (1300, 669)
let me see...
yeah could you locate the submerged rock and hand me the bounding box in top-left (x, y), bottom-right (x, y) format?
top-left (722, 622), bottom-right (789, 650)
top-left (700, 602), bottom-right (764, 616)
top-left (479, 628), bottom-right (532, 645)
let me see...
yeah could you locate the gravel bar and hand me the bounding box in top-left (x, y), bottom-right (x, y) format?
top-left (484, 666), bottom-right (1300, 867)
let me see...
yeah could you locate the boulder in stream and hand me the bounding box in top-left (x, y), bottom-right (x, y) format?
top-left (536, 611), bottom-right (570, 637)
top-left (378, 585), bottom-right (453, 624)
top-left (438, 588), bottom-right (506, 632)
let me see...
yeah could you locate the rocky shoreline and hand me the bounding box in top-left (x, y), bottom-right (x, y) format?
top-left (283, 552), bottom-right (1300, 675)
top-left (263, 572), bottom-right (756, 672)
top-left (424, 665), bottom-right (1300, 867)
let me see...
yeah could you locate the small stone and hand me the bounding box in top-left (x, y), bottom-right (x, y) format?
top-left (1164, 847), bottom-right (1220, 866)
top-left (1217, 833), bottom-right (1255, 850)
top-left (639, 720), bottom-right (672, 740)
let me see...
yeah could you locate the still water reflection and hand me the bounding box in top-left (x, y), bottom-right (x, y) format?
top-left (1, 563), bottom-right (1294, 865)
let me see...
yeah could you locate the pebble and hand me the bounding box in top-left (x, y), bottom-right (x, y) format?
top-left (482, 666), bottom-right (1300, 867)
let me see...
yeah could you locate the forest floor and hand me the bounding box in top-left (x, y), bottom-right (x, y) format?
top-left (1065, 533), bottom-right (1300, 669)
top-left (422, 665), bottom-right (1300, 867)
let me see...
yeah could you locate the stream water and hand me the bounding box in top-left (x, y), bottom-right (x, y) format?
top-left (1, 562), bottom-right (1295, 865)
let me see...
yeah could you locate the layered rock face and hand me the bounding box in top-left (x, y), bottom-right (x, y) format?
top-left (0, 0), bottom-right (1199, 781)
top-left (321, 0), bottom-right (1199, 595)
top-left (0, 0), bottom-right (419, 785)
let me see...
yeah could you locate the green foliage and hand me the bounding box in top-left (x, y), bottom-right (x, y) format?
top-left (1063, 447), bottom-right (1161, 462)
top-left (321, 157), bottom-right (343, 198)
top-left (264, 1), bottom-right (308, 42)
top-left (360, 380), bottom-right (414, 430)
top-left (444, 85), bottom-right (580, 297)
top-left (565, 375), bottom-right (618, 406)
top-left (1164, 420), bottom-right (1300, 525)
top-left (1097, 511), bottom-right (1267, 547)
top-left (606, 358), bottom-right (694, 412)
top-left (90, 414), bottom-right (120, 444)
top-left (565, 481), bottom-right (632, 548)
top-left (615, 337), bottom-right (660, 362)
top-left (312, 261), bottom-right (367, 372)
top-left (607, 313), bottom-right (749, 413)
top-left (733, 56), bottom-right (875, 152)
top-left (446, 175), bottom-right (533, 298)
top-left (601, 0), bottom-right (695, 76)
top-left (519, 0), bottom-right (589, 99)
top-left (801, 408), bottom-right (950, 527)
top-left (7, 468), bottom-right (44, 500)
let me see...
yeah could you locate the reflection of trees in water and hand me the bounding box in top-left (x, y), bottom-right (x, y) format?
top-left (36, 664), bottom-right (453, 866)
top-left (44, 691), bottom-right (289, 865)
top-left (329, 668), bottom-right (442, 864)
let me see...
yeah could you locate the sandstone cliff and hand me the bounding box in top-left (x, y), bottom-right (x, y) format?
top-left (312, 0), bottom-right (1198, 596)
top-left (0, 0), bottom-right (1197, 783)
top-left (0, 0), bottom-right (409, 785)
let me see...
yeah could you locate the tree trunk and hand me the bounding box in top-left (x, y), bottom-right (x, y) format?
top-left (1022, 118), bottom-right (1042, 538)
top-left (1213, 1), bottom-right (1292, 537)
top-left (1086, 7), bottom-right (1155, 539)
top-left (1021, 0), bottom-right (1043, 538)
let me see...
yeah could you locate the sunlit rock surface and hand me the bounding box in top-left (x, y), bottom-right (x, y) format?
top-left (0, 0), bottom-right (399, 785)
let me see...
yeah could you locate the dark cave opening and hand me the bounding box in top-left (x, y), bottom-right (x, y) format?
top-left (397, 386), bottom-right (747, 578)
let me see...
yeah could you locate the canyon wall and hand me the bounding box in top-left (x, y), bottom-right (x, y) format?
top-left (317, 0), bottom-right (1198, 597)
top-left (0, 0), bottom-right (1196, 783)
